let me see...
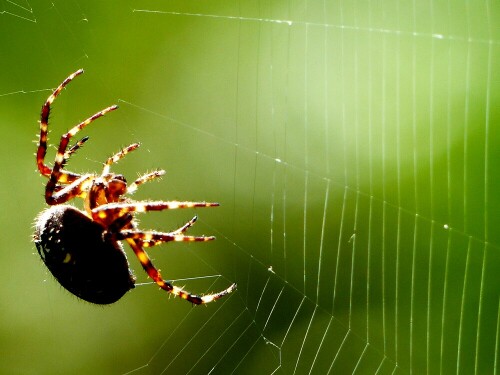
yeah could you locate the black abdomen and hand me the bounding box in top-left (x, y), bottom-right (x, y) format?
top-left (34, 205), bottom-right (136, 304)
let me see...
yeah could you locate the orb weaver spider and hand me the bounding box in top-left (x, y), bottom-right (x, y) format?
top-left (33, 69), bottom-right (236, 305)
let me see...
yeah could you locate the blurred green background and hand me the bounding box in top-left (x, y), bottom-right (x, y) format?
top-left (1, 1), bottom-right (499, 374)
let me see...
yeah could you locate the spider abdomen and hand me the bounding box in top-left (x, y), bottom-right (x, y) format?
top-left (34, 205), bottom-right (136, 304)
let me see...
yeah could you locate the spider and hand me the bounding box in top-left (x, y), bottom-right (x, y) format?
top-left (33, 69), bottom-right (236, 305)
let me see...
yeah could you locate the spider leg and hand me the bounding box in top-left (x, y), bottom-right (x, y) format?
top-left (171, 215), bottom-right (198, 235)
top-left (62, 136), bottom-right (90, 168)
top-left (109, 215), bottom-right (200, 247)
top-left (37, 69), bottom-right (84, 180)
top-left (127, 170), bottom-right (166, 194)
top-left (113, 229), bottom-right (215, 246)
top-left (45, 104), bottom-right (118, 205)
top-left (126, 238), bottom-right (236, 305)
top-left (91, 201), bottom-right (219, 227)
top-left (102, 143), bottom-right (141, 176)
top-left (45, 174), bottom-right (95, 205)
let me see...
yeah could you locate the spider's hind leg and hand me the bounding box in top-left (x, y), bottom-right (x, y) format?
top-left (125, 238), bottom-right (236, 305)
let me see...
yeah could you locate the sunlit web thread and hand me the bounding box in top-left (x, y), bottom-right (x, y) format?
top-left (0, 0), bottom-right (35, 23)
top-left (130, 9), bottom-right (499, 45)
top-left (134, 274), bottom-right (224, 287)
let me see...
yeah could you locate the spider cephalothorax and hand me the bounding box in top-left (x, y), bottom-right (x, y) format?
top-left (33, 69), bottom-right (236, 305)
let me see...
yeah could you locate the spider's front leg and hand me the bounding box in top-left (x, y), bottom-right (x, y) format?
top-left (38, 69), bottom-right (117, 187)
top-left (45, 105), bottom-right (118, 205)
top-left (37, 69), bottom-right (84, 181)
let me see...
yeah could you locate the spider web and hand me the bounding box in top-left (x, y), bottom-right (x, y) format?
top-left (1, 1), bottom-right (499, 374)
top-left (0, 0), bottom-right (35, 22)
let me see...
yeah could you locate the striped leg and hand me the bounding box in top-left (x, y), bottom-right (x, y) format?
top-left (171, 215), bottom-right (198, 235)
top-left (111, 215), bottom-right (209, 246)
top-left (37, 69), bottom-right (84, 181)
top-left (62, 136), bottom-right (90, 168)
top-left (45, 174), bottom-right (95, 205)
top-left (127, 170), bottom-right (166, 194)
top-left (101, 143), bottom-right (141, 176)
top-left (126, 238), bottom-right (237, 305)
top-left (45, 104), bottom-right (118, 205)
top-left (113, 229), bottom-right (215, 246)
top-left (91, 201), bottom-right (219, 227)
